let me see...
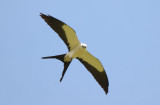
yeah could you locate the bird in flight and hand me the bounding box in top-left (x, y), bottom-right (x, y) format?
top-left (40, 13), bottom-right (109, 94)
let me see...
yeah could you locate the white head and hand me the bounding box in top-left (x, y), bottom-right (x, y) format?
top-left (81, 43), bottom-right (87, 49)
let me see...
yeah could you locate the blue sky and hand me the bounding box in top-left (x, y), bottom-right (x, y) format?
top-left (0, 0), bottom-right (160, 105)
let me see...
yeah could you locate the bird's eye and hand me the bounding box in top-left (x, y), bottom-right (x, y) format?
top-left (82, 46), bottom-right (86, 48)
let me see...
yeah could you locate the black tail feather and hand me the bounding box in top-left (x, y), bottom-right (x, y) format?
top-left (60, 61), bottom-right (71, 82)
top-left (42, 54), bottom-right (72, 82)
top-left (42, 54), bottom-right (66, 62)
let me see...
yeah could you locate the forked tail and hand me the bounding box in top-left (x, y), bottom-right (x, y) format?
top-left (42, 54), bottom-right (71, 82)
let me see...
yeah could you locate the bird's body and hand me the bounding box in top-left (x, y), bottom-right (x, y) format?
top-left (40, 13), bottom-right (109, 95)
top-left (64, 43), bottom-right (86, 62)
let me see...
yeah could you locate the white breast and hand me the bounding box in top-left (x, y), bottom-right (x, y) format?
top-left (69, 43), bottom-right (84, 58)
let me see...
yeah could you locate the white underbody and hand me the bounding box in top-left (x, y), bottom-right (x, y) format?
top-left (64, 43), bottom-right (86, 62)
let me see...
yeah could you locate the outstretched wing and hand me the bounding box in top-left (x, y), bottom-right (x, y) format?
top-left (77, 51), bottom-right (109, 94)
top-left (40, 13), bottom-right (80, 51)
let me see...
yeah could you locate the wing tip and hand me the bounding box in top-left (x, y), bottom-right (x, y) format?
top-left (104, 88), bottom-right (109, 95)
top-left (40, 13), bottom-right (47, 19)
top-left (39, 13), bottom-right (63, 26)
top-left (100, 82), bottom-right (109, 95)
top-left (40, 13), bottom-right (52, 19)
top-left (40, 13), bottom-right (55, 26)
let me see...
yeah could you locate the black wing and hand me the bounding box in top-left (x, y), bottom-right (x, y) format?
top-left (77, 51), bottom-right (109, 94)
top-left (40, 13), bottom-right (80, 51)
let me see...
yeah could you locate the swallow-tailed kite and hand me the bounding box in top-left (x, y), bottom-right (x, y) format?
top-left (40, 13), bottom-right (109, 94)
